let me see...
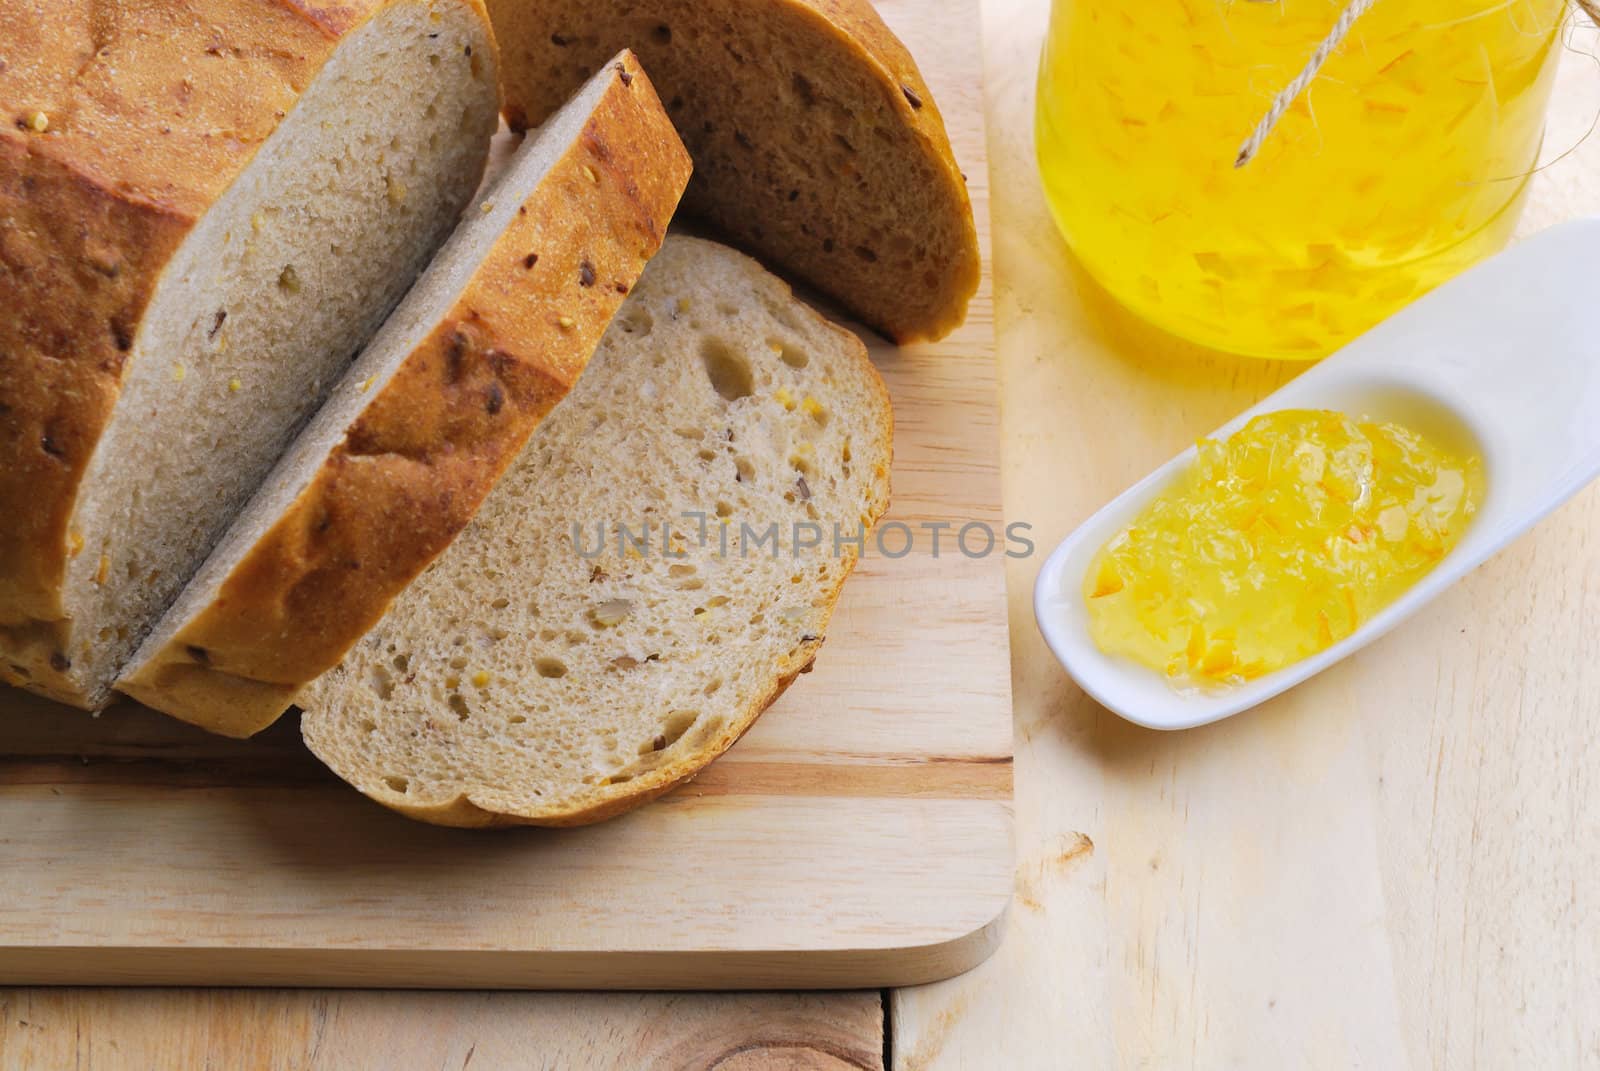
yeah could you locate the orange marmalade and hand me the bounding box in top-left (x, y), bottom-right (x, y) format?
top-left (1084, 410), bottom-right (1483, 688)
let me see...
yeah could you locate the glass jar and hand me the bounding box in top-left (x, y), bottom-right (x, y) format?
top-left (1035, 0), bottom-right (1568, 360)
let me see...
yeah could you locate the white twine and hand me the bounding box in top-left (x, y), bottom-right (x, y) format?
top-left (1235, 0), bottom-right (1600, 168)
top-left (1234, 0), bottom-right (1379, 168)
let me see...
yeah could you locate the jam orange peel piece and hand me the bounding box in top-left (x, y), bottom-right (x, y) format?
top-left (1083, 409), bottom-right (1483, 690)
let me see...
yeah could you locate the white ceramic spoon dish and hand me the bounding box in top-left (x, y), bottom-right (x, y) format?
top-left (1035, 218), bottom-right (1600, 730)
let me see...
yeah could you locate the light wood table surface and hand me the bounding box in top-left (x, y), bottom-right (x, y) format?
top-left (6, 3), bottom-right (1600, 1068)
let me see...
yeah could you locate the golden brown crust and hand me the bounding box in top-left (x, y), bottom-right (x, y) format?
top-left (485, 0), bottom-right (979, 343)
top-left (372, 316), bottom-right (895, 829)
top-left (115, 662), bottom-right (302, 740)
top-left (119, 53), bottom-right (692, 738)
top-left (0, 0), bottom-right (491, 700)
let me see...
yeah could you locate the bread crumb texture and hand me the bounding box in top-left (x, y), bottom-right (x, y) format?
top-left (301, 237), bottom-right (893, 826)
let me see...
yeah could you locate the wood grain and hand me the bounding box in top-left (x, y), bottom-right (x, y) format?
top-left (0, 990), bottom-right (885, 1070)
top-left (0, 0), bottom-right (1009, 992)
top-left (892, 3), bottom-right (1600, 1068)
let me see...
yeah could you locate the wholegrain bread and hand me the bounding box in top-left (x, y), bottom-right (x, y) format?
top-left (0, 0), bottom-right (500, 708)
top-left (300, 236), bottom-right (893, 826)
top-left (117, 53), bottom-right (690, 738)
top-left (484, 0), bottom-right (979, 343)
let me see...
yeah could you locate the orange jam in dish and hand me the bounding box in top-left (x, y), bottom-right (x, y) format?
top-left (1084, 410), bottom-right (1484, 689)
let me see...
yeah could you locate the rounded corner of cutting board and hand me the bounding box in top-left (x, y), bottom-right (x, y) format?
top-left (877, 891), bottom-right (1014, 988)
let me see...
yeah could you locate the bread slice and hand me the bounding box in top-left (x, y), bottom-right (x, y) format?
top-left (117, 53), bottom-right (690, 739)
top-left (300, 236), bottom-right (893, 826)
top-left (0, 0), bottom-right (500, 708)
top-left (483, 0), bottom-right (980, 344)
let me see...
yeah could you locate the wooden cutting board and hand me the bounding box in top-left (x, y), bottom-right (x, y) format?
top-left (0, 0), bottom-right (1012, 989)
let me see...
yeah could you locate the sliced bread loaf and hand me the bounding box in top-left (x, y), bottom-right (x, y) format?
top-left (0, 0), bottom-right (500, 708)
top-left (117, 53), bottom-right (691, 739)
top-left (483, 0), bottom-right (980, 344)
top-left (300, 236), bottom-right (893, 826)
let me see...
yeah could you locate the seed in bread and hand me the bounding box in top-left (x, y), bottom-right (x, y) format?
top-left (300, 235), bottom-right (894, 827)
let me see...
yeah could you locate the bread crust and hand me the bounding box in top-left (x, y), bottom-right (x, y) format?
top-left (117, 53), bottom-right (692, 738)
top-left (0, 0), bottom-right (494, 703)
top-left (485, 0), bottom-right (980, 343)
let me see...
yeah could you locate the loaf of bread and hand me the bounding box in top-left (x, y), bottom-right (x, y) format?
top-left (483, 0), bottom-right (980, 344)
top-left (0, 0), bottom-right (500, 708)
top-left (300, 236), bottom-right (893, 826)
top-left (117, 53), bottom-right (691, 738)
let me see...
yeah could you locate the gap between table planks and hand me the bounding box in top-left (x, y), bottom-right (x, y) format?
top-left (0, 0), bottom-right (1010, 993)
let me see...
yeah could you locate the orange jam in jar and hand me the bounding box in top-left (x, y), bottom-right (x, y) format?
top-left (1085, 410), bottom-right (1484, 688)
top-left (1036, 0), bottom-right (1566, 359)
